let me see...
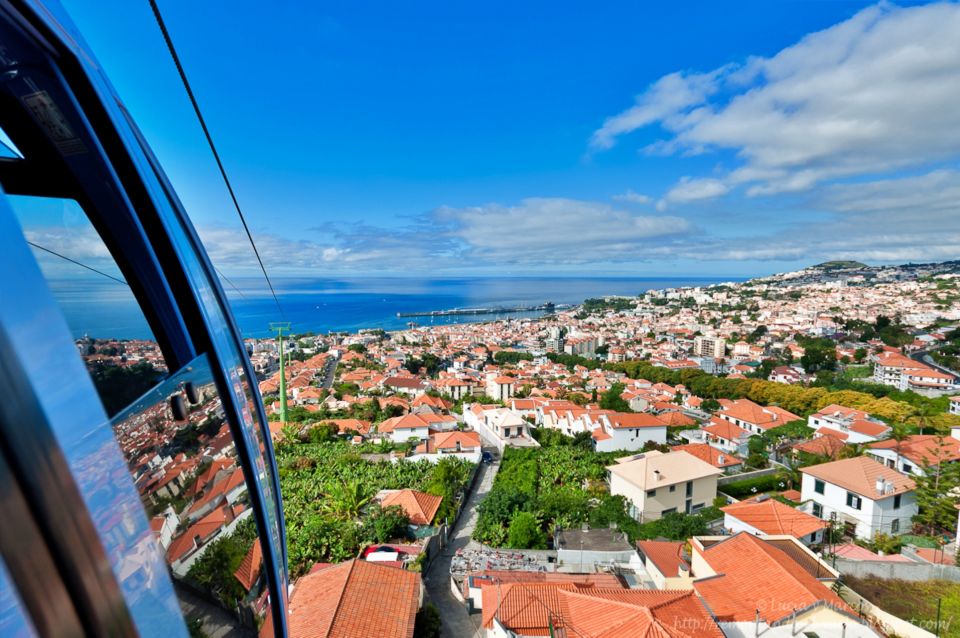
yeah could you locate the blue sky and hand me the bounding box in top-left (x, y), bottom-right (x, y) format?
top-left (39, 0), bottom-right (960, 278)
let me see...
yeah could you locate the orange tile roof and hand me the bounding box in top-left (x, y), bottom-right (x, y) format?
top-left (234, 541), bottom-right (263, 591)
top-left (694, 533), bottom-right (852, 624)
top-left (379, 489), bottom-right (443, 526)
top-left (792, 434), bottom-right (846, 459)
top-left (720, 399), bottom-right (800, 429)
top-left (868, 434), bottom-right (960, 467)
top-left (481, 583), bottom-right (721, 637)
top-left (606, 413), bottom-right (667, 429)
top-left (721, 499), bottom-right (828, 538)
top-left (636, 540), bottom-right (687, 578)
top-left (287, 559), bottom-right (420, 638)
top-left (671, 443), bottom-right (742, 468)
top-left (702, 419), bottom-right (749, 441)
top-left (801, 456), bottom-right (915, 499)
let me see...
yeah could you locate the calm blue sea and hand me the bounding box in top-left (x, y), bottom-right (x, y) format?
top-left (48, 276), bottom-right (739, 340)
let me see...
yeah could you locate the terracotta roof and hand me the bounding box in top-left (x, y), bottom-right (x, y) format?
top-left (234, 541), bottom-right (263, 591)
top-left (720, 399), bottom-right (800, 429)
top-left (287, 559), bottom-right (420, 638)
top-left (702, 419), bottom-right (749, 442)
top-left (694, 533), bottom-right (852, 624)
top-left (636, 540), bottom-right (687, 578)
top-left (671, 443), bottom-right (742, 468)
top-left (481, 583), bottom-right (721, 637)
top-left (606, 413), bottom-right (667, 429)
top-left (868, 434), bottom-right (960, 467)
top-left (378, 489), bottom-right (443, 526)
top-left (430, 430), bottom-right (481, 451)
top-left (832, 543), bottom-right (914, 562)
top-left (792, 434), bottom-right (846, 459)
top-left (721, 499), bottom-right (828, 538)
top-left (801, 456), bottom-right (915, 499)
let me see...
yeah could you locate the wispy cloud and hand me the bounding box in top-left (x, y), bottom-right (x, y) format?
top-left (593, 2), bottom-right (960, 198)
top-left (612, 190), bottom-right (653, 205)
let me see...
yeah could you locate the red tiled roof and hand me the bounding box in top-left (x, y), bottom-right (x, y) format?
top-left (671, 443), bottom-right (742, 468)
top-left (694, 533), bottom-right (851, 623)
top-left (234, 541), bottom-right (263, 591)
top-left (792, 434), bottom-right (846, 459)
top-left (287, 559), bottom-right (420, 638)
top-left (636, 540), bottom-right (687, 578)
top-left (721, 499), bottom-right (828, 538)
top-left (868, 434), bottom-right (960, 467)
top-left (379, 489), bottom-right (443, 526)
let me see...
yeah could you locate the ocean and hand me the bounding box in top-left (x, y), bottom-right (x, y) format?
top-left (48, 276), bottom-right (739, 340)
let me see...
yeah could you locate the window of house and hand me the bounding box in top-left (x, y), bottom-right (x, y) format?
top-left (893, 494), bottom-right (901, 509)
top-left (902, 463), bottom-right (913, 474)
top-left (685, 481), bottom-right (693, 497)
top-left (846, 492), bottom-right (862, 510)
top-left (646, 489), bottom-right (656, 497)
top-left (891, 519), bottom-right (900, 533)
top-left (814, 479), bottom-right (825, 494)
top-left (662, 507), bottom-right (676, 515)
top-left (812, 503), bottom-right (823, 517)
top-left (669, 485), bottom-right (676, 492)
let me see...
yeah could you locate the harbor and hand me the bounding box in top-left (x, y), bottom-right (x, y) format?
top-left (396, 302), bottom-right (564, 318)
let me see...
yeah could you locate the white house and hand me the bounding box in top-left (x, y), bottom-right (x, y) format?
top-left (590, 412), bottom-right (668, 453)
top-left (376, 412), bottom-right (456, 443)
top-left (807, 404), bottom-right (890, 443)
top-left (866, 431), bottom-right (960, 477)
top-left (486, 374), bottom-right (516, 401)
top-left (721, 496), bottom-right (828, 546)
top-left (800, 456), bottom-right (917, 539)
top-left (950, 396), bottom-right (960, 415)
top-left (463, 404), bottom-right (538, 451)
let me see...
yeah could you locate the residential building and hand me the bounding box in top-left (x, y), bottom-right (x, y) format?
top-left (376, 412), bottom-right (456, 443)
top-left (486, 374), bottom-right (516, 401)
top-left (464, 404), bottom-right (538, 451)
top-left (480, 583), bottom-right (722, 638)
top-left (866, 432), bottom-right (960, 476)
top-left (590, 412), bottom-right (668, 453)
top-left (375, 489), bottom-right (443, 526)
top-left (873, 350), bottom-right (956, 395)
top-left (671, 443), bottom-right (743, 474)
top-left (807, 404), bottom-right (890, 443)
top-left (635, 540), bottom-right (693, 590)
top-left (693, 335), bottom-right (726, 358)
top-left (279, 559), bottom-right (421, 638)
top-left (721, 496), bottom-right (828, 545)
top-left (690, 533), bottom-right (877, 636)
top-left (607, 451), bottom-right (721, 521)
top-left (700, 417), bottom-right (751, 456)
top-left (951, 395), bottom-right (960, 415)
top-left (717, 399), bottom-right (801, 435)
top-left (800, 457), bottom-right (917, 539)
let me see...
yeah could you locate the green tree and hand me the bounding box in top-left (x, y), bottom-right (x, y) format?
top-left (506, 511), bottom-right (547, 549)
top-left (323, 479), bottom-right (372, 520)
top-left (599, 382), bottom-right (631, 412)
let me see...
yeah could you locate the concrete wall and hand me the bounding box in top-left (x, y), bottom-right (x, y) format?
top-left (836, 557), bottom-right (960, 582)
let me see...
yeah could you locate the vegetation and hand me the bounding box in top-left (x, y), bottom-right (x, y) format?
top-left (546, 351), bottom-right (603, 370)
top-left (275, 439), bottom-right (473, 576)
top-left (606, 360), bottom-right (926, 421)
top-left (494, 350), bottom-right (534, 364)
top-left (598, 382), bottom-right (631, 412)
top-left (186, 518), bottom-right (258, 609)
top-left (719, 474), bottom-right (783, 499)
top-left (843, 576), bottom-right (960, 637)
top-left (582, 297), bottom-right (635, 313)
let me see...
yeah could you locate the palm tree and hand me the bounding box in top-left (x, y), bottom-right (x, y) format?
top-left (776, 458), bottom-right (803, 491)
top-left (838, 442), bottom-right (866, 459)
top-left (323, 479), bottom-right (372, 520)
top-left (889, 423), bottom-right (909, 472)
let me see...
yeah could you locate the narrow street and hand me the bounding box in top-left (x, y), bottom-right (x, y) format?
top-left (424, 447), bottom-right (500, 638)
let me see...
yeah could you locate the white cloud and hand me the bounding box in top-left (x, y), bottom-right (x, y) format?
top-left (592, 2), bottom-right (960, 195)
top-left (589, 68), bottom-right (729, 150)
top-left (435, 197), bottom-right (691, 264)
top-left (612, 190), bottom-right (652, 204)
top-left (661, 177), bottom-right (730, 206)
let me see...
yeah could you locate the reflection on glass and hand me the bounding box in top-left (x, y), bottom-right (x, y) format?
top-left (110, 354), bottom-right (269, 635)
top-left (0, 559), bottom-right (36, 638)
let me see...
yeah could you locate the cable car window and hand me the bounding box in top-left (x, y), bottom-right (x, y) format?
top-left (7, 194), bottom-right (273, 635)
top-left (0, 559), bottom-right (37, 638)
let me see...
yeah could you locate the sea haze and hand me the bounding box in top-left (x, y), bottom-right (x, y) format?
top-left (48, 276), bottom-right (740, 340)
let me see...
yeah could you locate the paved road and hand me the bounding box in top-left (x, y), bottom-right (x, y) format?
top-left (320, 358), bottom-right (336, 389)
top-left (424, 449), bottom-right (500, 638)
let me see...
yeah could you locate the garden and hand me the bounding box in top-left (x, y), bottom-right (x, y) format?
top-left (275, 438), bottom-right (474, 576)
top-left (844, 575), bottom-right (960, 637)
top-left (472, 436), bottom-right (723, 549)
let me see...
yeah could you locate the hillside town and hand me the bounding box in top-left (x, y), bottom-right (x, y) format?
top-left (82, 261), bottom-right (960, 638)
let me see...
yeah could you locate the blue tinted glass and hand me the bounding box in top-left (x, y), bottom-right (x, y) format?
top-left (0, 559), bottom-right (37, 638)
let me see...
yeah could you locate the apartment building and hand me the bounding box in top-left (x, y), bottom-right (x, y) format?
top-left (607, 451), bottom-right (721, 522)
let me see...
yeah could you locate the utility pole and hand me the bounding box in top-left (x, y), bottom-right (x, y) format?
top-left (270, 322), bottom-right (291, 424)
